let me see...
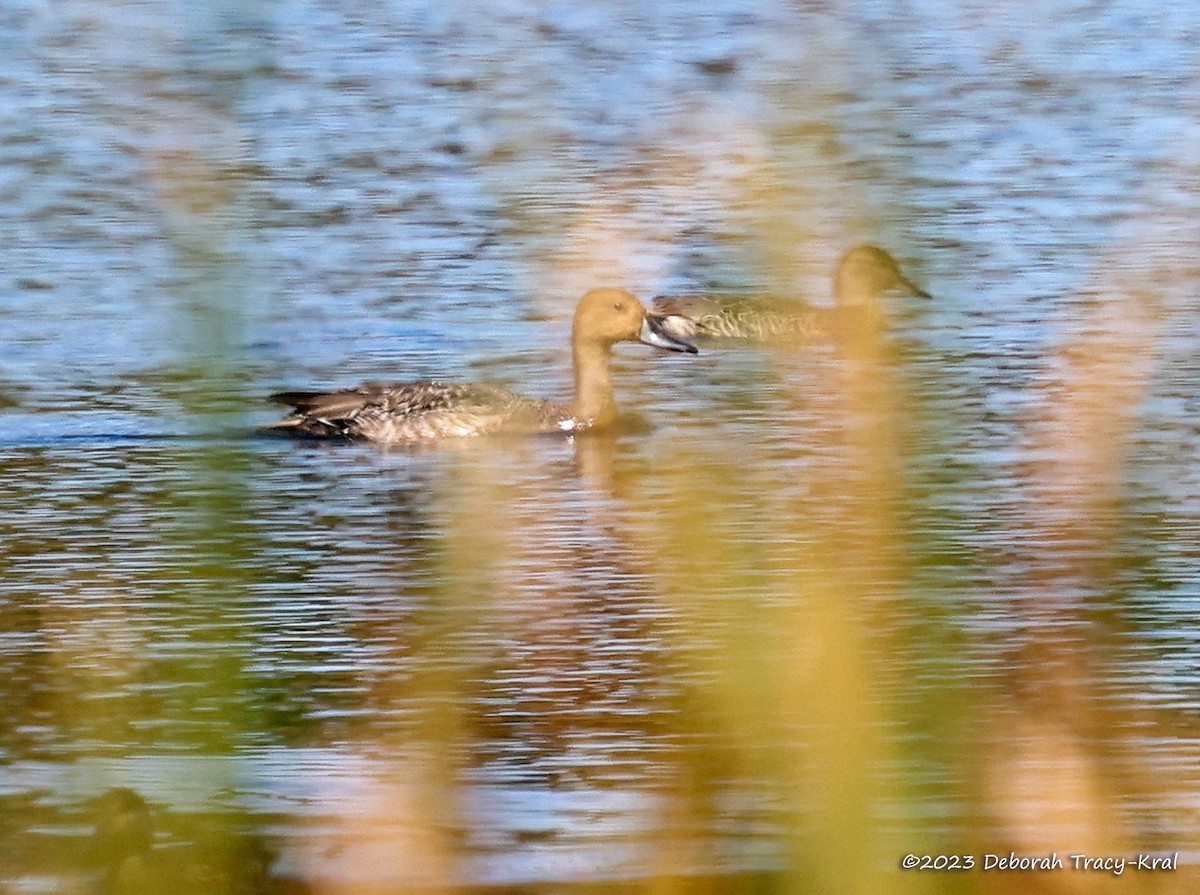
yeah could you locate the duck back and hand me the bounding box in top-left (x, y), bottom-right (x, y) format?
top-left (270, 381), bottom-right (567, 441)
top-left (653, 294), bottom-right (826, 341)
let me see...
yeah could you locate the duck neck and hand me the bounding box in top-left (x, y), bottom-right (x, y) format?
top-left (836, 282), bottom-right (874, 309)
top-left (571, 339), bottom-right (617, 429)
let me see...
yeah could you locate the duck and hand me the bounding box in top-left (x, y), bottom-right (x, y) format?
top-left (88, 787), bottom-right (310, 895)
top-left (268, 287), bottom-right (698, 443)
top-left (91, 788), bottom-right (155, 894)
top-left (652, 244), bottom-right (930, 342)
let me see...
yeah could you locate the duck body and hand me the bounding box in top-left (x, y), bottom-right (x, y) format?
top-left (653, 245), bottom-right (928, 343)
top-left (652, 294), bottom-right (879, 342)
top-left (271, 380), bottom-right (572, 441)
top-left (269, 288), bottom-right (696, 444)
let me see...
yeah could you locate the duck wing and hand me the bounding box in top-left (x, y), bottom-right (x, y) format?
top-left (270, 382), bottom-right (392, 418)
top-left (653, 294), bottom-right (819, 340)
top-left (269, 381), bottom-right (558, 440)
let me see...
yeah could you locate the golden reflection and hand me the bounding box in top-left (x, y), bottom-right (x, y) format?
top-left (6, 4), bottom-right (1200, 894)
top-left (484, 86), bottom-right (1198, 893)
top-left (971, 232), bottom-right (1188, 893)
top-left (572, 430), bottom-right (619, 495)
top-left (295, 765), bottom-right (457, 895)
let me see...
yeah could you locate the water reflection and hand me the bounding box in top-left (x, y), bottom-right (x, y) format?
top-left (3, 0), bottom-right (1200, 892)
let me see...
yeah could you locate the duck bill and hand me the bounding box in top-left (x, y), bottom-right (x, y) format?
top-left (639, 314), bottom-right (699, 354)
top-left (899, 275), bottom-right (931, 299)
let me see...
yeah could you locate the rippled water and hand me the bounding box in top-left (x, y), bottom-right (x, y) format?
top-left (3, 0), bottom-right (1200, 891)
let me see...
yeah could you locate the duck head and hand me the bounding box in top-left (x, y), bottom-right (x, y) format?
top-left (573, 287), bottom-right (698, 354)
top-left (834, 245), bottom-right (930, 307)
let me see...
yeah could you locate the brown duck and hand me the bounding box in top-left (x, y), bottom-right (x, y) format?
top-left (653, 245), bottom-right (930, 342)
top-left (268, 288), bottom-right (697, 443)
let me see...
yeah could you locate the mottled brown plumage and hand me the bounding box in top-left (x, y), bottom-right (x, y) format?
top-left (269, 288), bottom-right (696, 443)
top-left (270, 381), bottom-right (565, 441)
top-left (653, 245), bottom-right (930, 343)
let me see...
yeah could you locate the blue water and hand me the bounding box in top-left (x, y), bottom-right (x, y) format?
top-left (2, 0), bottom-right (1199, 889)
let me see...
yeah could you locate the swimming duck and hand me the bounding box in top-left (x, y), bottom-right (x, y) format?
top-left (653, 245), bottom-right (930, 342)
top-left (92, 788), bottom-right (155, 895)
top-left (268, 288), bottom-right (697, 443)
top-left (89, 787), bottom-right (309, 895)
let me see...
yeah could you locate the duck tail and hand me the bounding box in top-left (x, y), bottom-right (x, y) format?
top-left (261, 416), bottom-right (306, 430)
top-left (270, 390), bottom-right (326, 408)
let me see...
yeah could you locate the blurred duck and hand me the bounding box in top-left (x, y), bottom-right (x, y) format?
top-left (90, 787), bottom-right (310, 895)
top-left (269, 288), bottom-right (697, 443)
top-left (92, 788), bottom-right (154, 895)
top-left (653, 244), bottom-right (930, 342)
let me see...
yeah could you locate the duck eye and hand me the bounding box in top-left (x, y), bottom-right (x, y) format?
top-left (614, 301), bottom-right (626, 311)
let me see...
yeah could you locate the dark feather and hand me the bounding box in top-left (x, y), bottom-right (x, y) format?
top-left (270, 384), bottom-right (386, 418)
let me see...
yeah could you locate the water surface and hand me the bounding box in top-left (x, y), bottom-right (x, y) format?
top-left (2, 0), bottom-right (1199, 891)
